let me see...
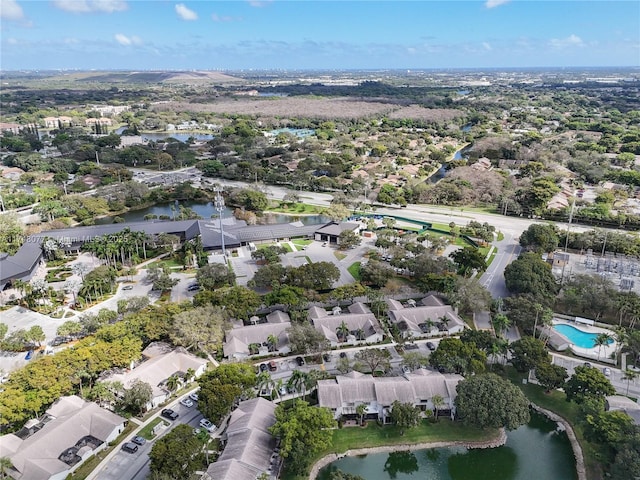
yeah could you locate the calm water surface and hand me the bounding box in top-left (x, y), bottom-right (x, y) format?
top-left (318, 412), bottom-right (577, 480)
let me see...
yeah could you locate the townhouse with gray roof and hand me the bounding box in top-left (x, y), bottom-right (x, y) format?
top-left (317, 369), bottom-right (462, 422)
top-left (386, 295), bottom-right (466, 338)
top-left (0, 395), bottom-right (126, 480)
top-left (309, 302), bottom-right (384, 346)
top-left (203, 397), bottom-right (279, 480)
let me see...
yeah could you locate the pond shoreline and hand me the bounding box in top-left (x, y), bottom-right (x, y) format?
top-left (308, 427), bottom-right (507, 480)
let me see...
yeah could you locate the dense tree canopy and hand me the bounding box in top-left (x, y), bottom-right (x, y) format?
top-left (149, 424), bottom-right (204, 478)
top-left (270, 400), bottom-right (335, 473)
top-left (455, 373), bottom-right (531, 430)
top-left (504, 252), bottom-right (559, 301)
top-left (519, 223), bottom-right (560, 253)
top-left (565, 365), bottom-right (616, 404)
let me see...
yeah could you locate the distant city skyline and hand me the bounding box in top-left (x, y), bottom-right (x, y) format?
top-left (1, 0), bottom-right (638, 71)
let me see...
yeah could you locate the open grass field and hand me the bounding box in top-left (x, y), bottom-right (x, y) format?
top-left (347, 262), bottom-right (362, 281)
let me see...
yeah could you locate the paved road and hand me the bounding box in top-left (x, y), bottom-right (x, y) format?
top-left (551, 353), bottom-right (640, 399)
top-left (91, 396), bottom-right (211, 480)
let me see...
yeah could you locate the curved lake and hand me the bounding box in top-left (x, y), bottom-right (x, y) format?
top-left (96, 201), bottom-right (329, 226)
top-left (318, 412), bottom-right (577, 480)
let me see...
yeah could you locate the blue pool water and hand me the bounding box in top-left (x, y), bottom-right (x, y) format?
top-left (553, 324), bottom-right (613, 349)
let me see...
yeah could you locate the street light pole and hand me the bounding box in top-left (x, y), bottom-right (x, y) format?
top-left (214, 187), bottom-right (226, 257)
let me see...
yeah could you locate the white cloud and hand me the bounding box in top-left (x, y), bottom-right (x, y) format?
top-left (482, 42), bottom-right (492, 51)
top-left (175, 3), bottom-right (197, 21)
top-left (549, 34), bottom-right (585, 49)
top-left (485, 0), bottom-right (510, 8)
top-left (1, 0), bottom-right (25, 20)
top-left (248, 1), bottom-right (273, 7)
top-left (211, 13), bottom-right (239, 22)
top-left (52, 0), bottom-right (128, 14)
top-left (114, 33), bottom-right (142, 46)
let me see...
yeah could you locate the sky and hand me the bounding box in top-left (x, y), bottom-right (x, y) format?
top-left (0, 0), bottom-right (639, 71)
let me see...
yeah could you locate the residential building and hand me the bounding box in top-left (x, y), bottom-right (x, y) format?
top-left (318, 370), bottom-right (462, 422)
top-left (309, 302), bottom-right (384, 346)
top-left (203, 397), bottom-right (279, 480)
top-left (224, 315), bottom-right (292, 359)
top-left (0, 395), bottom-right (126, 480)
top-left (605, 395), bottom-right (640, 425)
top-left (102, 343), bottom-right (208, 409)
top-left (42, 116), bottom-right (73, 128)
top-left (386, 295), bottom-right (466, 338)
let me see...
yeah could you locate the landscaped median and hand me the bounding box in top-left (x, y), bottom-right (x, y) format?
top-left (282, 419), bottom-right (503, 480)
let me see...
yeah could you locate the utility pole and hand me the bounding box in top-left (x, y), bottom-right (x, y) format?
top-left (601, 230), bottom-right (608, 257)
top-left (215, 187), bottom-right (226, 257)
top-left (564, 196), bottom-right (576, 252)
top-left (95, 151), bottom-right (100, 165)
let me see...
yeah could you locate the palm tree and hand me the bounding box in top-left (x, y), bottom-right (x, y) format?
top-left (336, 321), bottom-right (350, 343)
top-left (256, 372), bottom-right (276, 398)
top-left (594, 333), bottom-right (613, 361)
top-left (0, 456), bottom-right (14, 479)
top-left (532, 303), bottom-right (543, 339)
top-left (266, 334), bottom-right (279, 352)
top-left (166, 374), bottom-right (180, 392)
top-left (287, 369), bottom-right (309, 398)
top-left (184, 368), bottom-right (195, 384)
top-left (356, 403), bottom-right (367, 426)
top-left (355, 328), bottom-right (366, 342)
top-left (431, 395), bottom-right (445, 422)
top-left (491, 313), bottom-right (511, 339)
top-left (622, 369), bottom-right (638, 396)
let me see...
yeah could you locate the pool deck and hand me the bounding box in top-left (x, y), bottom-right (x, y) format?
top-left (549, 319), bottom-right (617, 364)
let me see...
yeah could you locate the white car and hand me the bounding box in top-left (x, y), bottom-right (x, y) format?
top-left (180, 398), bottom-right (194, 408)
top-left (199, 418), bottom-right (216, 432)
top-left (189, 391), bottom-right (199, 402)
top-left (603, 367), bottom-right (612, 377)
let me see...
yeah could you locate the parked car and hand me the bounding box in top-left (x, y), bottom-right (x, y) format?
top-left (405, 343), bottom-right (419, 350)
top-left (603, 367), bottom-right (612, 376)
top-left (189, 391), bottom-right (199, 402)
top-left (52, 336), bottom-right (72, 347)
top-left (295, 356), bottom-right (305, 367)
top-left (279, 386), bottom-right (288, 396)
top-left (322, 353), bottom-right (332, 362)
top-left (259, 363), bottom-right (268, 372)
top-left (268, 360), bottom-right (278, 372)
top-left (121, 442), bottom-right (139, 454)
top-left (187, 284), bottom-right (200, 292)
top-left (339, 352), bottom-right (347, 358)
top-left (583, 362), bottom-right (592, 368)
top-left (199, 418), bottom-right (216, 432)
top-left (131, 436), bottom-right (146, 446)
top-left (426, 342), bottom-right (436, 351)
top-left (180, 398), bottom-right (194, 408)
top-left (402, 365), bottom-right (411, 374)
top-left (161, 409), bottom-right (179, 421)
top-left (122, 285), bottom-right (133, 290)
top-left (25, 350), bottom-right (33, 360)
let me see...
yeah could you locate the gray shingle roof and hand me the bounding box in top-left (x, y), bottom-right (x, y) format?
top-left (204, 398), bottom-right (277, 480)
top-left (223, 322), bottom-right (291, 358)
top-left (0, 396), bottom-right (125, 480)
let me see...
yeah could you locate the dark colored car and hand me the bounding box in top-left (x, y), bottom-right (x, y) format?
top-left (405, 343), bottom-right (419, 350)
top-left (339, 352), bottom-right (347, 358)
top-left (295, 356), bottom-right (305, 366)
top-left (122, 442), bottom-right (139, 454)
top-left (131, 436), bottom-right (146, 446)
top-left (161, 409), bottom-right (179, 421)
top-left (25, 350), bottom-right (33, 360)
top-left (259, 363), bottom-right (268, 372)
top-left (268, 360), bottom-right (278, 372)
top-left (426, 342), bottom-right (436, 351)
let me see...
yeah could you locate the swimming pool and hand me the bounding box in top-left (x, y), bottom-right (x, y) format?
top-left (553, 324), bottom-right (613, 349)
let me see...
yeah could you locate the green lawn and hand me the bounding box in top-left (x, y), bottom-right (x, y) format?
top-left (138, 417), bottom-right (169, 440)
top-left (267, 202), bottom-right (325, 214)
top-left (283, 420), bottom-right (498, 480)
top-left (486, 249), bottom-right (498, 267)
top-left (347, 262), bottom-right (362, 281)
top-left (334, 251), bottom-right (347, 261)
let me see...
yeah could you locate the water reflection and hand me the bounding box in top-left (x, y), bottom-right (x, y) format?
top-left (448, 446), bottom-right (517, 480)
top-left (384, 451), bottom-right (419, 479)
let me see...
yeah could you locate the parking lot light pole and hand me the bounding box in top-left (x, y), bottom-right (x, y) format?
top-left (215, 187), bottom-right (226, 257)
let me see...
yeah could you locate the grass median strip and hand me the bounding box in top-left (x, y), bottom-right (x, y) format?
top-left (138, 417), bottom-right (169, 440)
